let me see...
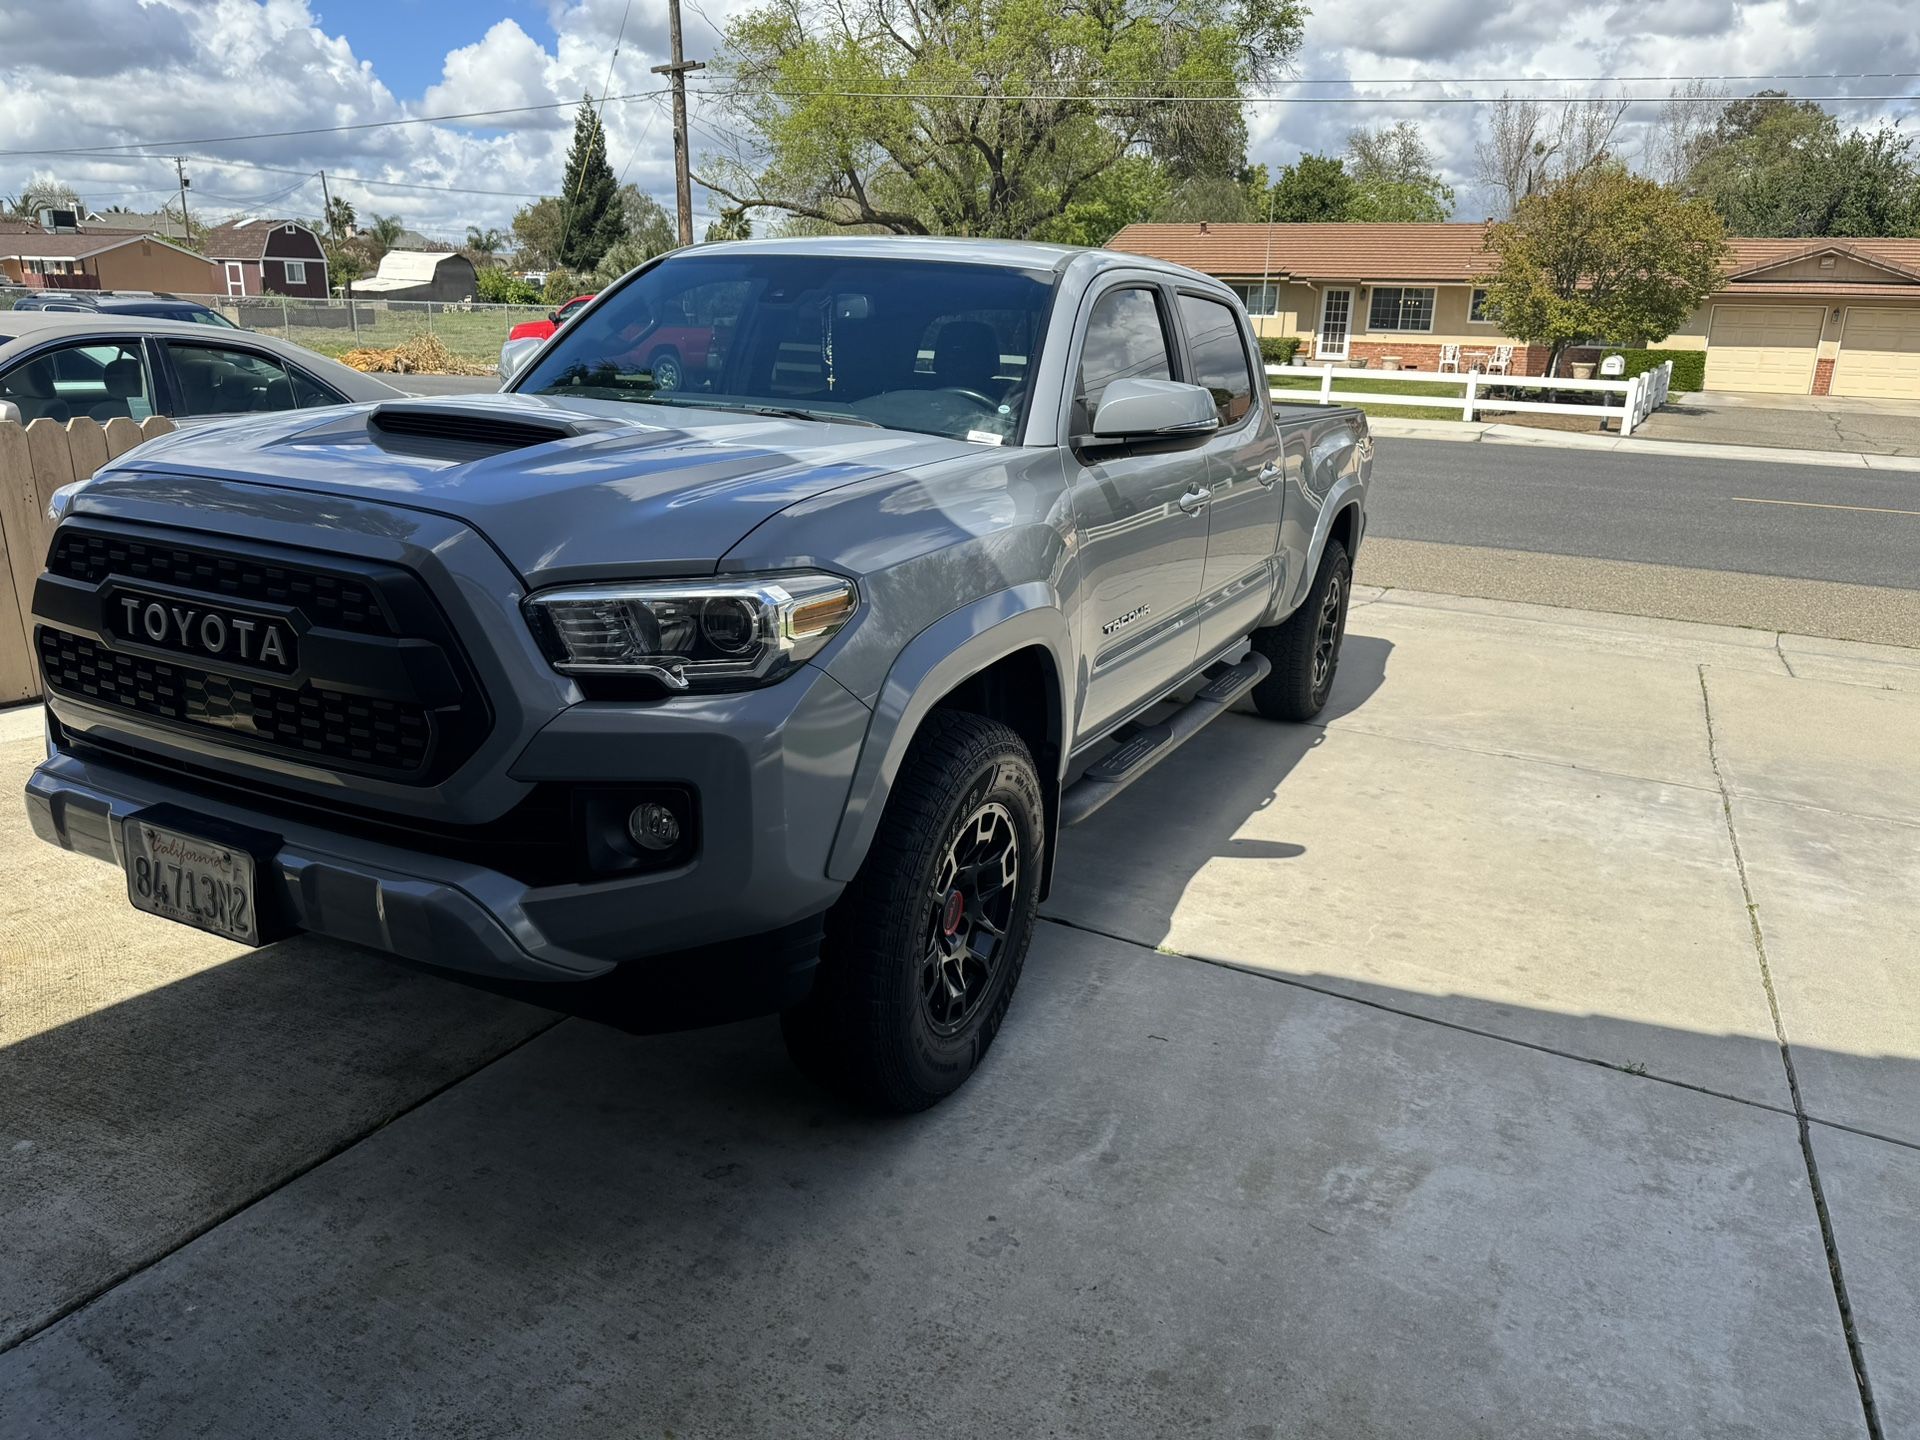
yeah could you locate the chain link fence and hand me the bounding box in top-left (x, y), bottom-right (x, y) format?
top-left (2, 287), bottom-right (551, 371)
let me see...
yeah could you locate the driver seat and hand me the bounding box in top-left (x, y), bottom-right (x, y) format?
top-left (929, 321), bottom-right (1003, 397)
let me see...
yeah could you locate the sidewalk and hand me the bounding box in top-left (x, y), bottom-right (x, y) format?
top-left (1370, 414), bottom-right (1920, 472)
top-left (2, 592), bottom-right (1915, 1436)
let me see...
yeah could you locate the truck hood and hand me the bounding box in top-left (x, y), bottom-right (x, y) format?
top-left (102, 394), bottom-right (979, 585)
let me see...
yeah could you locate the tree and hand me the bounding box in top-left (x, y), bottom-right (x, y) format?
top-left (1031, 153), bottom-right (1169, 246)
top-left (702, 0), bottom-right (1306, 239)
top-left (465, 226), bottom-right (506, 262)
top-left (365, 213), bottom-right (405, 257)
top-left (324, 195), bottom-right (357, 242)
top-left (511, 196), bottom-right (566, 269)
top-left (7, 177), bottom-right (80, 216)
top-left (1479, 163), bottom-right (1727, 375)
top-left (705, 206), bottom-right (754, 242)
top-left (1682, 92), bottom-right (1920, 237)
top-left (1642, 80), bottom-right (1727, 188)
top-left (1345, 122), bottom-right (1454, 222)
top-left (556, 97), bottom-right (623, 272)
top-left (1475, 94), bottom-right (1628, 216)
top-left (615, 185), bottom-right (677, 258)
top-left (1263, 153), bottom-right (1353, 222)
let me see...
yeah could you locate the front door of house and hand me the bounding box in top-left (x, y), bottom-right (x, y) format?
top-left (1317, 288), bottom-right (1352, 360)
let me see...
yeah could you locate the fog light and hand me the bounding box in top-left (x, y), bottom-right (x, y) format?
top-left (628, 802), bottom-right (682, 852)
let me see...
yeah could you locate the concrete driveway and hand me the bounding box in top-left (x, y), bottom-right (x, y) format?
top-left (1636, 390), bottom-right (1920, 456)
top-left (2, 592), bottom-right (1915, 1437)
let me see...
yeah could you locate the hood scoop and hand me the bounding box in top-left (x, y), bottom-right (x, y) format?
top-left (367, 401), bottom-right (620, 453)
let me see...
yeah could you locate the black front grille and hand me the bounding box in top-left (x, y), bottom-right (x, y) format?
top-left (36, 523), bottom-right (489, 782)
top-left (48, 531), bottom-right (392, 636)
top-left (38, 630), bottom-right (433, 773)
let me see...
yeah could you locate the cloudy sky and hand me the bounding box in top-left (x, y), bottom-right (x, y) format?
top-left (0, 0), bottom-right (1915, 241)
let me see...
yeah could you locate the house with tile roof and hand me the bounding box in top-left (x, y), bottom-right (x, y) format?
top-left (1107, 222), bottom-right (1920, 398)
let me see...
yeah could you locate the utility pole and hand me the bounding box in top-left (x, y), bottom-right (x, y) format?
top-left (172, 157), bottom-right (191, 242)
top-left (651, 0), bottom-right (706, 246)
top-left (318, 169), bottom-right (335, 240)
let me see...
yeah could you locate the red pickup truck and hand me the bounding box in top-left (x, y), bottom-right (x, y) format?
top-left (507, 294), bottom-right (595, 345)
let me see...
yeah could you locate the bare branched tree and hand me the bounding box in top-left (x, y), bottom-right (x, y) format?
top-left (1642, 79), bottom-right (1729, 187)
top-left (1475, 92), bottom-right (1630, 216)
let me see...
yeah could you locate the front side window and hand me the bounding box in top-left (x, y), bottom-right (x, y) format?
top-left (1075, 287), bottom-right (1173, 425)
top-left (165, 342), bottom-right (301, 416)
top-left (1368, 286), bottom-right (1435, 332)
top-left (1177, 293), bottom-right (1256, 426)
top-left (0, 341), bottom-right (152, 423)
top-left (518, 253), bottom-right (1056, 445)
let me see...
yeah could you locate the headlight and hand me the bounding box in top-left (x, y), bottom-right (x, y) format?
top-left (525, 572), bottom-right (858, 692)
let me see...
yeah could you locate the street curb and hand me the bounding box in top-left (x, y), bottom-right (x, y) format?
top-left (1366, 416), bottom-right (1920, 473)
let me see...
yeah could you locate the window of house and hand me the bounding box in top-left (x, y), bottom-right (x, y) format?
top-left (284, 260), bottom-right (307, 285)
top-left (1469, 288), bottom-right (1496, 324)
top-left (1177, 293), bottom-right (1256, 426)
top-left (1367, 286), bottom-right (1435, 332)
top-left (1228, 282), bottom-right (1278, 316)
top-left (1076, 287), bottom-right (1173, 425)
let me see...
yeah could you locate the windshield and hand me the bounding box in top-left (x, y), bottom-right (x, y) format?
top-left (515, 252), bottom-right (1055, 444)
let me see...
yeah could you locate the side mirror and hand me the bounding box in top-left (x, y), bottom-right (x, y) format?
top-left (0, 399), bottom-right (22, 425)
top-left (498, 336), bottom-right (541, 383)
top-left (1091, 379), bottom-right (1220, 441)
top-left (548, 310), bottom-right (561, 325)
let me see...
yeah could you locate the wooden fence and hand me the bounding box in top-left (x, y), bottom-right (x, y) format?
top-left (1, 416), bottom-right (176, 704)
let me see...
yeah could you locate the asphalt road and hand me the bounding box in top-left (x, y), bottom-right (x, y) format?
top-left (1368, 437), bottom-right (1920, 592)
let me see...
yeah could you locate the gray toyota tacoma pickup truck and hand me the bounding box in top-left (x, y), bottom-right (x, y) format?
top-left (25, 238), bottom-right (1370, 1110)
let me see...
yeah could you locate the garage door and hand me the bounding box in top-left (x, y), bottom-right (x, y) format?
top-left (1705, 306), bottom-right (1824, 394)
top-left (1832, 308), bottom-right (1920, 399)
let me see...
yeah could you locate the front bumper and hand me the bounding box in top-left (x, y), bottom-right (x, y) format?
top-left (26, 664), bottom-right (872, 984)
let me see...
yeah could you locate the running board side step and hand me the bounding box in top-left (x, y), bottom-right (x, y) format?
top-left (1060, 651), bottom-right (1270, 826)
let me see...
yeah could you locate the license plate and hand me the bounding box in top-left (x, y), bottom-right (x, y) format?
top-left (124, 820), bottom-right (260, 945)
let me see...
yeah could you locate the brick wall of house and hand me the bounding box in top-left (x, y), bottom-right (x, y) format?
top-left (1813, 358), bottom-right (1834, 395)
top-left (1338, 340), bottom-right (1546, 375)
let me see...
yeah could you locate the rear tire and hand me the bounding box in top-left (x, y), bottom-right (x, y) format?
top-left (648, 347), bottom-right (684, 391)
top-left (782, 711), bottom-right (1042, 1112)
top-left (1248, 539), bottom-right (1352, 722)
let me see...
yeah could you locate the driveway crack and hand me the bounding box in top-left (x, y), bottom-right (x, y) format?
top-left (1698, 664), bottom-right (1883, 1440)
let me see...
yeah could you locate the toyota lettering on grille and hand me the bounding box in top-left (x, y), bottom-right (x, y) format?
top-left (108, 590), bottom-right (297, 674)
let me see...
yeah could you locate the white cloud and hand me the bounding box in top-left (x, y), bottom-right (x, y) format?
top-left (1, 0), bottom-right (1914, 241)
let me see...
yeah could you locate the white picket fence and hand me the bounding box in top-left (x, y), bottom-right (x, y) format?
top-left (1268, 360), bottom-right (1673, 436)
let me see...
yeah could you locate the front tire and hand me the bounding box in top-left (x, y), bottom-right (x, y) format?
top-left (783, 712), bottom-right (1042, 1112)
top-left (1248, 538), bottom-right (1352, 722)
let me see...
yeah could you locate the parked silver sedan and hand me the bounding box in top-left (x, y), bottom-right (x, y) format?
top-left (0, 312), bottom-right (401, 426)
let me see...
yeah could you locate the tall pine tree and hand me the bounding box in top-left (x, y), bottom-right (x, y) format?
top-left (557, 96), bottom-right (622, 272)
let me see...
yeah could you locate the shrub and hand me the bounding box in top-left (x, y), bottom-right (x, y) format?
top-left (475, 267), bottom-right (541, 306)
top-left (1601, 348), bottom-right (1705, 393)
top-left (1257, 335), bottom-right (1301, 366)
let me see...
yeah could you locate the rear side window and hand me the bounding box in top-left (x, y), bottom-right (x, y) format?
top-left (1178, 293), bottom-right (1256, 426)
top-left (165, 342), bottom-right (299, 416)
top-left (1076, 287), bottom-right (1172, 424)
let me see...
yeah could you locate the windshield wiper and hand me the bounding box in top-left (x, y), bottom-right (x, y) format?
top-left (722, 403), bottom-right (883, 428)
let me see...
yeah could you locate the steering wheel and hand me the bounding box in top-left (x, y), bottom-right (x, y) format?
top-left (936, 387), bottom-right (998, 411)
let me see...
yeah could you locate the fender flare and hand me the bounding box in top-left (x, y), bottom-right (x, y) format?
top-left (1280, 472), bottom-right (1367, 616)
top-left (826, 582), bottom-right (1072, 882)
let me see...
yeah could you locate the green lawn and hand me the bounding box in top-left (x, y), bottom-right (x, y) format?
top-left (268, 307), bottom-right (540, 367)
top-left (1267, 370), bottom-right (1471, 421)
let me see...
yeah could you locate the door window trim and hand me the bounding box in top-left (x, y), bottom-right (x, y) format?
top-left (1060, 274), bottom-right (1188, 446)
top-left (224, 261), bottom-right (246, 296)
top-left (1172, 286), bottom-right (1262, 437)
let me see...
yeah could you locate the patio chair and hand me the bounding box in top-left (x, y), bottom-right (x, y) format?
top-left (1437, 343), bottom-right (1461, 373)
top-left (1486, 344), bottom-right (1515, 375)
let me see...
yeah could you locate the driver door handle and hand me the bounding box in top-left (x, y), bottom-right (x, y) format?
top-left (1258, 461), bottom-right (1281, 486)
top-left (1178, 486), bottom-right (1212, 516)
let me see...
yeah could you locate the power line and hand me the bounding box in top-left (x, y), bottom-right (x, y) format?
top-left (3, 147), bottom-right (546, 198)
